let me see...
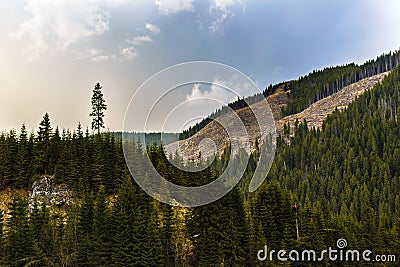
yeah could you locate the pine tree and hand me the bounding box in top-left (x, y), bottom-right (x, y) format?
top-left (5, 195), bottom-right (43, 266)
top-left (90, 185), bottom-right (112, 266)
top-left (111, 174), bottom-right (164, 266)
top-left (91, 134), bottom-right (105, 190)
top-left (49, 126), bottom-right (61, 175)
top-left (161, 204), bottom-right (175, 267)
top-left (189, 170), bottom-right (249, 266)
top-left (76, 190), bottom-right (94, 266)
top-left (4, 130), bottom-right (18, 186)
top-left (36, 113), bottom-right (53, 174)
top-left (16, 124), bottom-right (31, 188)
top-left (90, 82), bottom-right (107, 135)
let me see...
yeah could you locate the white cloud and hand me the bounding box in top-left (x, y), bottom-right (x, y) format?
top-left (209, 0), bottom-right (244, 12)
top-left (92, 54), bottom-right (110, 62)
top-left (76, 46), bottom-right (137, 62)
top-left (186, 83), bottom-right (203, 102)
top-left (208, 0), bottom-right (245, 32)
top-left (127, 35), bottom-right (153, 45)
top-left (154, 0), bottom-right (194, 15)
top-left (120, 46), bottom-right (137, 60)
top-left (186, 82), bottom-right (239, 105)
top-left (11, 0), bottom-right (127, 59)
top-left (102, 0), bottom-right (129, 6)
top-left (145, 23), bottom-right (161, 34)
top-left (209, 13), bottom-right (228, 33)
top-left (76, 48), bottom-right (109, 62)
top-left (76, 20), bottom-right (157, 62)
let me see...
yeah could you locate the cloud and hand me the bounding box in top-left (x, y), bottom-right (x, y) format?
top-left (127, 35), bottom-right (153, 45)
top-left (102, 0), bottom-right (129, 5)
top-left (11, 0), bottom-right (127, 59)
top-left (145, 23), bottom-right (161, 34)
top-left (209, 0), bottom-right (244, 12)
top-left (120, 46), bottom-right (137, 60)
top-left (76, 46), bottom-right (136, 62)
top-left (76, 48), bottom-right (109, 62)
top-left (76, 20), bottom-right (158, 62)
top-left (186, 81), bottom-right (239, 105)
top-left (154, 0), bottom-right (194, 15)
top-left (208, 0), bottom-right (245, 32)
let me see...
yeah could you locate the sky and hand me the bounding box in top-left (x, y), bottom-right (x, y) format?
top-left (1, 0), bottom-right (400, 133)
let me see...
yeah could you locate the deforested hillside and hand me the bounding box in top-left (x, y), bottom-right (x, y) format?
top-left (178, 50), bottom-right (400, 141)
top-left (282, 51), bottom-right (400, 116)
top-left (166, 72), bottom-right (389, 158)
top-left (277, 71), bottom-right (389, 136)
top-left (165, 86), bottom-right (288, 158)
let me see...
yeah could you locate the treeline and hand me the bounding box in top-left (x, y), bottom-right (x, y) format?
top-left (282, 50), bottom-right (400, 116)
top-left (0, 114), bottom-right (125, 193)
top-left (113, 132), bottom-right (180, 146)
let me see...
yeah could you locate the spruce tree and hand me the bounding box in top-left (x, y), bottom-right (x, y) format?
top-left (6, 195), bottom-right (43, 266)
top-left (36, 113), bottom-right (53, 174)
top-left (90, 82), bottom-right (107, 135)
top-left (90, 185), bottom-right (112, 266)
top-left (16, 124), bottom-right (31, 188)
top-left (4, 130), bottom-right (18, 186)
top-left (76, 190), bottom-right (94, 266)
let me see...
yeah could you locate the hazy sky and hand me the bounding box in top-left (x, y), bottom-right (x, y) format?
top-left (1, 0), bottom-right (400, 132)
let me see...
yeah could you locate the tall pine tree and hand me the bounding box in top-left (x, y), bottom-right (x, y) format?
top-left (90, 82), bottom-right (107, 135)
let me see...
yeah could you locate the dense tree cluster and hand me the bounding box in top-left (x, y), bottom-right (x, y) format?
top-left (0, 118), bottom-right (125, 193)
top-left (265, 64), bottom-right (400, 262)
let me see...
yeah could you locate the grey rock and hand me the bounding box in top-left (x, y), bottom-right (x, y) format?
top-left (28, 175), bottom-right (73, 212)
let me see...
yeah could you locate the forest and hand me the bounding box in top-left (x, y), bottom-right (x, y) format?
top-left (0, 65), bottom-right (400, 266)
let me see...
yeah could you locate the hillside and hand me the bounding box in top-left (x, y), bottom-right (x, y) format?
top-left (165, 85), bottom-right (288, 158)
top-left (277, 71), bottom-right (389, 136)
top-left (165, 72), bottom-right (388, 158)
top-left (178, 50), bottom-right (400, 140)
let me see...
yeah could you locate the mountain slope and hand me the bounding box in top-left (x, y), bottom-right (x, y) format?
top-left (277, 72), bottom-right (389, 136)
top-left (165, 72), bottom-right (389, 158)
top-left (165, 86), bottom-right (288, 158)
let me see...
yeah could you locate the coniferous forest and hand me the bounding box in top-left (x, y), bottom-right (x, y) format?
top-left (1, 64), bottom-right (400, 266)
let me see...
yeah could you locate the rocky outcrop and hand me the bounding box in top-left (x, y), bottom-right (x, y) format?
top-left (28, 175), bottom-right (73, 211)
